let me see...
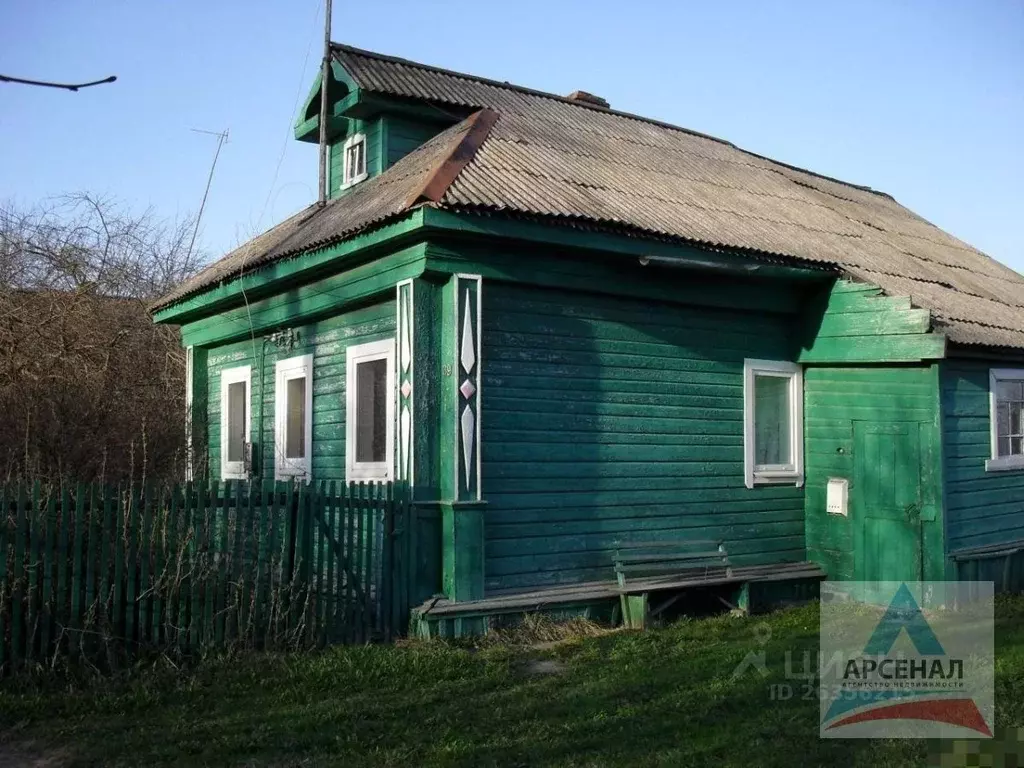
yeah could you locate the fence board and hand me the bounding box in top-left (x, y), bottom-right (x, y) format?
top-left (0, 479), bottom-right (405, 673)
top-left (0, 486), bottom-right (8, 669)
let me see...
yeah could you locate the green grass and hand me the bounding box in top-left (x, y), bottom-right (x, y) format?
top-left (2, 596), bottom-right (1023, 767)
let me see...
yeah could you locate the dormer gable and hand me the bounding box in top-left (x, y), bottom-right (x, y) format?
top-left (294, 49), bottom-right (460, 200)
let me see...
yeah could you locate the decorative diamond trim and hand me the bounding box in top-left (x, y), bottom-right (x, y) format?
top-left (460, 290), bottom-right (476, 374)
top-left (400, 297), bottom-right (412, 373)
top-left (459, 379), bottom-right (476, 400)
top-left (401, 380), bottom-right (413, 399)
top-left (400, 406), bottom-right (411, 480)
top-left (460, 405), bottom-right (475, 490)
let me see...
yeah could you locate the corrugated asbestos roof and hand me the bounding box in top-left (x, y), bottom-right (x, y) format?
top-left (155, 44), bottom-right (1024, 350)
top-left (154, 114), bottom-right (490, 310)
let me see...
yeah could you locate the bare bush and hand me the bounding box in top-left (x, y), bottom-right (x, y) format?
top-left (0, 194), bottom-right (205, 485)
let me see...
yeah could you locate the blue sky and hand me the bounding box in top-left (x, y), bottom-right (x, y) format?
top-left (2, 0), bottom-right (1022, 272)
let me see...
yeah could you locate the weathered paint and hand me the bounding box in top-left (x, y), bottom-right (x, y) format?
top-left (942, 358), bottom-right (1024, 552)
top-left (329, 117), bottom-right (384, 198)
top-left (798, 280), bottom-right (946, 363)
top-left (203, 301), bottom-right (395, 484)
top-left (426, 241), bottom-right (809, 316)
top-left (480, 280), bottom-right (805, 592)
top-left (804, 366), bottom-right (945, 582)
top-left (179, 244), bottom-right (426, 348)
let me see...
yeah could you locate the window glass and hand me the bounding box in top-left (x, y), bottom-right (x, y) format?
top-left (355, 358), bottom-right (387, 463)
top-left (227, 380), bottom-right (246, 463)
top-left (345, 136), bottom-right (366, 183)
top-left (995, 376), bottom-right (1024, 458)
top-left (754, 374), bottom-right (791, 467)
top-left (286, 376), bottom-right (306, 459)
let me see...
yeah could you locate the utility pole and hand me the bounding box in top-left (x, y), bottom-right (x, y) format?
top-left (318, 0), bottom-right (334, 206)
top-left (187, 128), bottom-right (230, 261)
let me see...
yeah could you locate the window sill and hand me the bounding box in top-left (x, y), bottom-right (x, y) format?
top-left (341, 172), bottom-right (368, 190)
top-left (749, 472), bottom-right (804, 489)
top-left (346, 465), bottom-right (391, 483)
top-left (275, 466), bottom-right (310, 482)
top-left (985, 457), bottom-right (1024, 473)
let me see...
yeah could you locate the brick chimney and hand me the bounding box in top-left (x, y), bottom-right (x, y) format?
top-left (566, 90), bottom-right (609, 109)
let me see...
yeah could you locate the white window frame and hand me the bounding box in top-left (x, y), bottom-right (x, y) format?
top-left (219, 365), bottom-right (251, 481)
top-left (346, 339), bottom-right (396, 482)
top-left (341, 132), bottom-right (368, 189)
top-left (987, 368), bottom-right (1024, 473)
top-left (743, 359), bottom-right (804, 489)
top-left (275, 353), bottom-right (314, 481)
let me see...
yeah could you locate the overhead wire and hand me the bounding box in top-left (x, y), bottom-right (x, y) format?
top-left (235, 0), bottom-right (325, 477)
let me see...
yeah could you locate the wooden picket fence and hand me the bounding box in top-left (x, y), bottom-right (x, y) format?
top-left (0, 480), bottom-right (413, 674)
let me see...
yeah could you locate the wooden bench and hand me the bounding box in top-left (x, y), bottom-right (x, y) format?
top-left (613, 539), bottom-right (731, 628)
top-left (951, 539), bottom-right (1024, 594)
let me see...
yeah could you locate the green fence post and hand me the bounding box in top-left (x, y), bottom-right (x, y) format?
top-left (322, 481), bottom-right (336, 645)
top-left (165, 484), bottom-right (180, 649)
top-left (40, 490), bottom-right (56, 662)
top-left (100, 486), bottom-right (114, 644)
top-left (11, 485), bottom-right (27, 668)
top-left (125, 486), bottom-right (139, 646)
top-left (69, 483), bottom-right (86, 656)
top-left (0, 485), bottom-right (7, 671)
top-left (265, 482), bottom-right (280, 648)
top-left (344, 482), bottom-right (356, 644)
top-left (113, 485), bottom-right (125, 643)
top-left (231, 481), bottom-right (248, 645)
top-left (189, 481), bottom-right (205, 651)
top-left (253, 480), bottom-right (268, 648)
top-left (137, 485), bottom-right (150, 647)
top-left (214, 481), bottom-right (230, 647)
top-left (152, 486), bottom-right (165, 645)
top-left (83, 485), bottom-right (99, 655)
top-left (178, 481), bottom-right (193, 653)
top-left (56, 486), bottom-right (71, 658)
top-left (26, 481), bottom-right (42, 663)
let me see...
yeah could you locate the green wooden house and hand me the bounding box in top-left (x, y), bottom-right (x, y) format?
top-left (152, 44), bottom-right (1024, 633)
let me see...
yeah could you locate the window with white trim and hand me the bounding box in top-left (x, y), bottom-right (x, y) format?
top-left (988, 368), bottom-right (1024, 472)
top-left (220, 365), bottom-right (251, 481)
top-left (275, 354), bottom-right (313, 480)
top-left (346, 339), bottom-right (395, 482)
top-left (341, 132), bottom-right (367, 188)
top-left (744, 359), bottom-right (804, 488)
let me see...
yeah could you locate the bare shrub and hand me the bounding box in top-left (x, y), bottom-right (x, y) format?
top-left (0, 194), bottom-right (205, 485)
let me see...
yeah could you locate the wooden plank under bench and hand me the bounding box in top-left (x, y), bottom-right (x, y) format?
top-left (415, 561), bottom-right (826, 619)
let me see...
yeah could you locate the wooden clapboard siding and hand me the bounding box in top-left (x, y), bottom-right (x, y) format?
top-left (803, 366), bottom-right (942, 581)
top-left (329, 117), bottom-right (384, 198)
top-left (942, 358), bottom-right (1024, 551)
top-left (205, 300), bottom-right (395, 483)
top-left (384, 115), bottom-right (446, 168)
top-left (480, 281), bottom-right (805, 592)
top-left (799, 280), bottom-right (945, 363)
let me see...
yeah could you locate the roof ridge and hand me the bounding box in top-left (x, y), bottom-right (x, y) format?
top-left (331, 42), bottom-right (893, 201)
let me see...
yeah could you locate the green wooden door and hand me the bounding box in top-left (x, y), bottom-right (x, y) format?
top-left (853, 422), bottom-right (930, 583)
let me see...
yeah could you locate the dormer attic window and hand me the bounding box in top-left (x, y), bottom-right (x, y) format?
top-left (342, 132), bottom-right (367, 188)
